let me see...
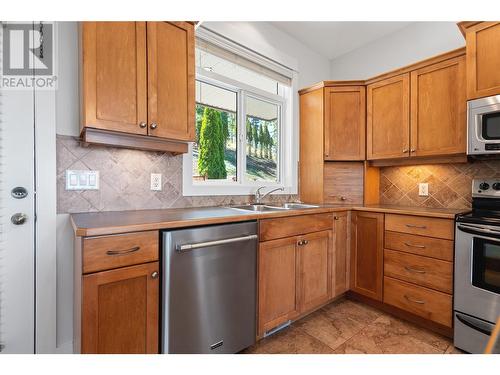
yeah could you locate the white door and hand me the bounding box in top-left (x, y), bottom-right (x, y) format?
top-left (0, 51), bottom-right (36, 353)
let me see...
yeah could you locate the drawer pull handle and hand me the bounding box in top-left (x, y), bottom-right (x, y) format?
top-left (404, 242), bottom-right (426, 249)
top-left (404, 266), bottom-right (426, 274)
top-left (404, 295), bottom-right (425, 304)
top-left (405, 224), bottom-right (427, 229)
top-left (106, 246), bottom-right (140, 256)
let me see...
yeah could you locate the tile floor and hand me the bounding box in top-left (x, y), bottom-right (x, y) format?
top-left (243, 298), bottom-right (465, 354)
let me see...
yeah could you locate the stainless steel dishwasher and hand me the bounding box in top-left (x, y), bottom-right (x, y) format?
top-left (162, 221), bottom-right (257, 354)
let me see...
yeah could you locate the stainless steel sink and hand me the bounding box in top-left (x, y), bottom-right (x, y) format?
top-left (281, 203), bottom-right (319, 209)
top-left (229, 204), bottom-right (289, 212)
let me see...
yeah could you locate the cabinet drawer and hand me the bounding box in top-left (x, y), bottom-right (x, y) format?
top-left (323, 162), bottom-right (363, 204)
top-left (259, 213), bottom-right (333, 242)
top-left (384, 249), bottom-right (452, 293)
top-left (383, 276), bottom-right (452, 327)
top-left (384, 231), bottom-right (453, 261)
top-left (83, 231), bottom-right (159, 274)
top-left (385, 214), bottom-right (454, 240)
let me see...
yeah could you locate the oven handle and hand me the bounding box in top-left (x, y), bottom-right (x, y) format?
top-left (457, 224), bottom-right (500, 239)
top-left (456, 313), bottom-right (493, 336)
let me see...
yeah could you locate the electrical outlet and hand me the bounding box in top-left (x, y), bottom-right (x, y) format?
top-left (150, 173), bottom-right (162, 191)
top-left (418, 183), bottom-right (429, 196)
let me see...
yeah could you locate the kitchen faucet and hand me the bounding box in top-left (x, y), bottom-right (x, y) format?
top-left (254, 186), bottom-right (285, 204)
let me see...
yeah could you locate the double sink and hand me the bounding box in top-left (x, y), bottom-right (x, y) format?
top-left (228, 203), bottom-right (319, 213)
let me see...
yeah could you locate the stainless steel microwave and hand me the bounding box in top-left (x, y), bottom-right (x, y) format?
top-left (468, 95), bottom-right (500, 155)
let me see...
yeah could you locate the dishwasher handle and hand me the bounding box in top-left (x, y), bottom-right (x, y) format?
top-left (176, 234), bottom-right (258, 252)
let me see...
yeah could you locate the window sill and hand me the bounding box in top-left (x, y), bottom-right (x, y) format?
top-left (182, 182), bottom-right (297, 197)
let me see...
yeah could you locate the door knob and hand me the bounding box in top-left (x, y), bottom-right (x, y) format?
top-left (150, 123), bottom-right (158, 130)
top-left (11, 186), bottom-right (28, 199)
top-left (11, 213), bottom-right (28, 225)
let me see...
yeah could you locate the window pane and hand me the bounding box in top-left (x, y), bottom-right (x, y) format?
top-left (194, 81), bottom-right (237, 182)
top-left (245, 96), bottom-right (279, 183)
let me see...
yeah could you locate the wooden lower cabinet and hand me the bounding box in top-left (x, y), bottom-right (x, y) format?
top-left (258, 227), bottom-right (335, 336)
top-left (350, 211), bottom-right (384, 301)
top-left (258, 237), bottom-right (299, 336)
top-left (297, 230), bottom-right (332, 313)
top-left (82, 262), bottom-right (159, 354)
top-left (332, 211), bottom-right (349, 297)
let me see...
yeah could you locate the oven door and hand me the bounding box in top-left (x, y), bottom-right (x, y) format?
top-left (468, 97), bottom-right (500, 155)
top-left (455, 222), bottom-right (500, 323)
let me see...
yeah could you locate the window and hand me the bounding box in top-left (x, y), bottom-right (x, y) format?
top-left (183, 31), bottom-right (297, 196)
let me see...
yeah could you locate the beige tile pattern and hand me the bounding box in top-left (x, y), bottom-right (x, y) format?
top-left (380, 160), bottom-right (500, 209)
top-left (243, 299), bottom-right (464, 354)
top-left (57, 135), bottom-right (297, 213)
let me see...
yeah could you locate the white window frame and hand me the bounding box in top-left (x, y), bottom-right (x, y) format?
top-left (183, 64), bottom-right (297, 196)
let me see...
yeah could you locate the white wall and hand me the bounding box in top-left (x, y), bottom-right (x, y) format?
top-left (55, 22), bottom-right (79, 353)
top-left (329, 22), bottom-right (465, 80)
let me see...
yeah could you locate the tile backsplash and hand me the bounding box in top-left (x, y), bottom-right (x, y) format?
top-left (380, 159), bottom-right (500, 209)
top-left (57, 135), bottom-right (296, 214)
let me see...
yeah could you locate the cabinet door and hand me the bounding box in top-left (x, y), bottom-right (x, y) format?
top-left (147, 22), bottom-right (195, 141)
top-left (324, 86), bottom-right (366, 161)
top-left (297, 230), bottom-right (332, 313)
top-left (332, 211), bottom-right (349, 297)
top-left (350, 212), bottom-right (384, 301)
top-left (367, 74), bottom-right (410, 160)
top-left (466, 22), bottom-right (500, 99)
top-left (258, 237), bottom-right (298, 336)
top-left (82, 262), bottom-right (159, 354)
top-left (81, 22), bottom-right (147, 135)
top-left (410, 56), bottom-right (466, 157)
top-left (323, 162), bottom-right (364, 204)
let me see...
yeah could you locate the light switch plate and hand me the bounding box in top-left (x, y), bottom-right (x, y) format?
top-left (418, 183), bottom-right (429, 196)
top-left (66, 170), bottom-right (99, 190)
top-left (151, 173), bottom-right (162, 191)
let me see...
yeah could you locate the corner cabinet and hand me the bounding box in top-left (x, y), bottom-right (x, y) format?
top-left (464, 22), bottom-right (500, 99)
top-left (80, 21), bottom-right (194, 153)
top-left (366, 52), bottom-right (466, 160)
top-left (324, 86), bottom-right (366, 161)
top-left (350, 211), bottom-right (383, 301)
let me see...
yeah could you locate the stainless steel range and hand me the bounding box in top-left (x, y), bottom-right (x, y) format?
top-left (455, 179), bottom-right (500, 353)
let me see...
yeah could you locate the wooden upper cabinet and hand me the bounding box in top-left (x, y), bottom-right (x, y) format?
top-left (258, 236), bottom-right (299, 336)
top-left (82, 262), bottom-right (159, 354)
top-left (350, 211), bottom-right (384, 301)
top-left (324, 86), bottom-right (366, 161)
top-left (81, 22), bottom-right (148, 135)
top-left (297, 230), bottom-right (332, 313)
top-left (465, 22), bottom-right (500, 99)
top-left (81, 21), bottom-right (195, 152)
top-left (367, 74), bottom-right (410, 160)
top-left (147, 22), bottom-right (195, 141)
top-left (410, 56), bottom-right (466, 157)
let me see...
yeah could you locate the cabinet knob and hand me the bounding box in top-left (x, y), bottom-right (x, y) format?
top-left (339, 196), bottom-right (347, 201)
top-left (139, 122), bottom-right (147, 129)
top-left (151, 271), bottom-right (159, 279)
top-left (410, 148), bottom-right (416, 153)
top-left (150, 123), bottom-right (158, 130)
top-left (334, 216), bottom-right (339, 220)
top-left (402, 148), bottom-right (409, 153)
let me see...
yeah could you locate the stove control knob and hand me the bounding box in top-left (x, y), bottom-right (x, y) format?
top-left (479, 182), bottom-right (490, 190)
top-left (493, 182), bottom-right (500, 191)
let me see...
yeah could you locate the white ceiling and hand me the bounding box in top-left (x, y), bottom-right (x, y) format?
top-left (270, 22), bottom-right (414, 60)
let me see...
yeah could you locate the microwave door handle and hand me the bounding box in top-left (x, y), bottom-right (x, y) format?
top-left (457, 224), bottom-right (500, 240)
top-left (456, 313), bottom-right (494, 336)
